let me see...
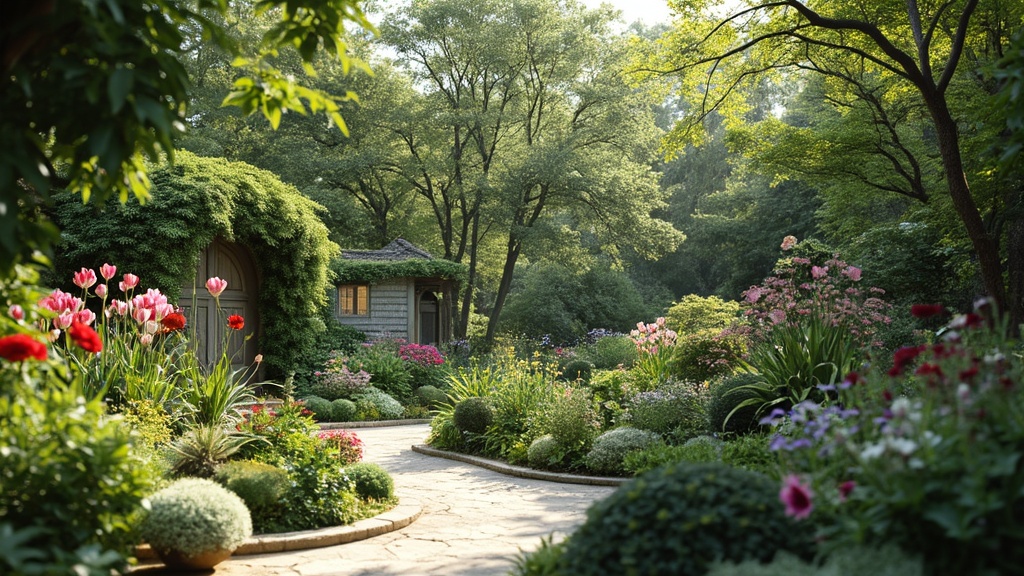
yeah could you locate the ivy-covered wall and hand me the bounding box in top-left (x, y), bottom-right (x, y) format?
top-left (52, 151), bottom-right (339, 377)
top-left (331, 258), bottom-right (466, 284)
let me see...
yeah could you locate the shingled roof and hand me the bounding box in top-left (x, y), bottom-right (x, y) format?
top-left (340, 238), bottom-right (435, 262)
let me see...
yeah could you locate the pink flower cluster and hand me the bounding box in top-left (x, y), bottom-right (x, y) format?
top-left (629, 317), bottom-right (678, 356)
top-left (317, 429), bottom-right (364, 464)
top-left (741, 249), bottom-right (890, 346)
top-left (398, 343), bottom-right (445, 367)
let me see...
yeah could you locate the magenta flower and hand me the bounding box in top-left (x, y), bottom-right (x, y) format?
top-left (99, 263), bottom-right (117, 281)
top-left (838, 480), bottom-right (856, 502)
top-left (811, 266), bottom-right (828, 280)
top-left (206, 277), bottom-right (228, 298)
top-left (780, 475), bottom-right (814, 519)
top-left (8, 304), bottom-right (24, 321)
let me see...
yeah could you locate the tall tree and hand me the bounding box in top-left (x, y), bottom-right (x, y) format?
top-left (384, 0), bottom-right (683, 340)
top-left (648, 0), bottom-right (1023, 324)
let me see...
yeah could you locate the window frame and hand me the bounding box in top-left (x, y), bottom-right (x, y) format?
top-left (338, 284), bottom-right (369, 316)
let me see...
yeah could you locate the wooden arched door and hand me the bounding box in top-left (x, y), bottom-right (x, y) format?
top-left (181, 239), bottom-right (260, 373)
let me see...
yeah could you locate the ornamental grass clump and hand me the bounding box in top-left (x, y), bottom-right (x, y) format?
top-left (138, 478), bottom-right (252, 558)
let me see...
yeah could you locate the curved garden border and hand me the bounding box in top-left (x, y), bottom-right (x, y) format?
top-left (411, 445), bottom-right (628, 487)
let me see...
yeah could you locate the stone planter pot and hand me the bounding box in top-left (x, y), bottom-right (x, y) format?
top-left (156, 547), bottom-right (234, 570)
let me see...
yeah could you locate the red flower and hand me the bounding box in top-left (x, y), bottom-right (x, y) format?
top-left (910, 304), bottom-right (946, 318)
top-left (888, 345), bottom-right (925, 376)
top-left (161, 312), bottom-right (186, 332)
top-left (227, 315), bottom-right (245, 330)
top-left (69, 321), bottom-right (103, 353)
top-left (838, 480), bottom-right (856, 502)
top-left (0, 334), bottom-right (48, 361)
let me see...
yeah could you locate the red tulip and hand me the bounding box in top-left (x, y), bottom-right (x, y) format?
top-left (0, 334), bottom-right (48, 362)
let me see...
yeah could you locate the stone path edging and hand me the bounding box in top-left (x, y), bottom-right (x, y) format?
top-left (319, 418), bottom-right (431, 430)
top-left (135, 497), bottom-right (422, 560)
top-left (411, 444), bottom-right (628, 487)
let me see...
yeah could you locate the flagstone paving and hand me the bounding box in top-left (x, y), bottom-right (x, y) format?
top-left (136, 424), bottom-right (615, 576)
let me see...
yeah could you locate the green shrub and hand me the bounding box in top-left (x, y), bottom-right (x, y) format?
top-left (708, 373), bottom-right (766, 435)
top-left (301, 395), bottom-right (334, 421)
top-left (213, 461), bottom-right (290, 534)
top-left (560, 359), bottom-right (594, 383)
top-left (707, 546), bottom-right (923, 576)
top-left (354, 387), bottom-right (404, 420)
top-left (665, 294), bottom-right (742, 337)
top-left (586, 369), bottom-right (629, 428)
top-left (344, 462), bottom-right (395, 501)
top-left (558, 463), bottom-right (814, 575)
top-left (292, 310), bottom-right (367, 397)
top-left (353, 344), bottom-right (413, 401)
top-left (625, 380), bottom-right (709, 440)
top-left (138, 478), bottom-right (253, 557)
top-left (511, 535), bottom-right (567, 576)
top-left (251, 429), bottom-right (358, 532)
top-left (354, 398), bottom-right (380, 421)
top-left (621, 435), bottom-right (725, 475)
top-left (530, 385), bottom-right (601, 463)
top-left (584, 427), bottom-right (663, 475)
top-left (720, 434), bottom-right (778, 476)
top-left (582, 334), bottom-right (638, 369)
top-left (527, 434), bottom-right (562, 469)
top-left (414, 384), bottom-right (448, 408)
top-left (453, 396), bottom-right (494, 434)
top-left (670, 332), bottom-right (746, 383)
top-left (331, 398), bottom-right (358, 422)
top-left (0, 381), bottom-right (154, 575)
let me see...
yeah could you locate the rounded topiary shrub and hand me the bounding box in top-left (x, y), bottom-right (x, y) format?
top-left (527, 434), bottom-right (562, 469)
top-left (301, 396), bottom-right (333, 422)
top-left (453, 397), bottom-right (493, 435)
top-left (414, 385), bottom-right (448, 409)
top-left (354, 387), bottom-right (404, 420)
top-left (345, 462), bottom-right (395, 501)
top-left (138, 477), bottom-right (253, 558)
top-left (331, 398), bottom-right (358, 423)
top-left (214, 461), bottom-right (289, 534)
top-left (584, 427), bottom-right (663, 475)
top-left (560, 359), bottom-right (595, 383)
top-left (558, 462), bottom-right (813, 576)
top-left (708, 373), bottom-right (765, 435)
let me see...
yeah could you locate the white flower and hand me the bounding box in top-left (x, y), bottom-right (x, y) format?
top-left (888, 437), bottom-right (918, 456)
top-left (860, 442), bottom-right (886, 461)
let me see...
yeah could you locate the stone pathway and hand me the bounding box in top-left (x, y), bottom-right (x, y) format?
top-left (141, 424), bottom-right (614, 576)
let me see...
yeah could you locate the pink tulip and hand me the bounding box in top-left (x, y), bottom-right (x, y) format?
top-left (99, 263), bottom-right (117, 281)
top-left (73, 268), bottom-right (97, 290)
top-left (140, 333), bottom-right (153, 347)
top-left (54, 312), bottom-right (75, 330)
top-left (120, 273), bottom-right (140, 291)
top-left (206, 277), bottom-right (228, 298)
top-left (109, 300), bottom-right (130, 317)
top-left (132, 307), bottom-right (152, 324)
top-left (75, 309), bottom-right (96, 326)
top-left (8, 304), bottom-right (24, 321)
top-left (95, 284), bottom-right (108, 298)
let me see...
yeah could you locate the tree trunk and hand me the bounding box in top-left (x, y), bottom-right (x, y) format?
top-left (926, 95), bottom-right (1008, 317)
top-left (484, 235), bottom-right (522, 343)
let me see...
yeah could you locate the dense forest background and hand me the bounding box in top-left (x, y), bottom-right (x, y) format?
top-left (174, 0), bottom-right (1024, 343)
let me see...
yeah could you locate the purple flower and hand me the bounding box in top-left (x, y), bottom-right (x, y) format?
top-left (780, 475), bottom-right (814, 519)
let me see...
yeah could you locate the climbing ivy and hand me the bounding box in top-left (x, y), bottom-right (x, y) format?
top-left (51, 151), bottom-right (339, 377)
top-left (331, 259), bottom-right (466, 284)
